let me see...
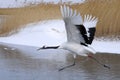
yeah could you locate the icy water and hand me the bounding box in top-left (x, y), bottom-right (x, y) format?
top-left (0, 44), bottom-right (120, 80)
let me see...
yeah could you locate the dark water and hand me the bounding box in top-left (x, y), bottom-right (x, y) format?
top-left (0, 44), bottom-right (120, 80)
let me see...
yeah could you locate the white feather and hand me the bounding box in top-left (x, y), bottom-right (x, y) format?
top-left (60, 5), bottom-right (98, 44)
top-left (60, 6), bottom-right (64, 17)
top-left (69, 8), bottom-right (73, 16)
top-left (60, 5), bottom-right (84, 43)
top-left (60, 5), bottom-right (83, 25)
top-left (83, 14), bottom-right (98, 28)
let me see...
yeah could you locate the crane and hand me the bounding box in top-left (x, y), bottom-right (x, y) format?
top-left (37, 5), bottom-right (110, 71)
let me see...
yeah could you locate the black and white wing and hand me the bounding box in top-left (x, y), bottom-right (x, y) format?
top-left (83, 15), bottom-right (98, 44)
top-left (60, 5), bottom-right (98, 45)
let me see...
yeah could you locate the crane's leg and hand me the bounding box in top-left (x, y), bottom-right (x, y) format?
top-left (37, 45), bottom-right (59, 50)
top-left (59, 54), bottom-right (76, 71)
top-left (88, 54), bottom-right (110, 69)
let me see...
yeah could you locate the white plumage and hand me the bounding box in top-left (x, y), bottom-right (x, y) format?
top-left (38, 5), bottom-right (110, 71)
top-left (60, 5), bottom-right (98, 57)
top-left (59, 42), bottom-right (96, 57)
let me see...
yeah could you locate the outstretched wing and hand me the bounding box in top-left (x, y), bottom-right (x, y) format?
top-left (60, 5), bottom-right (98, 45)
top-left (83, 15), bottom-right (98, 44)
top-left (60, 5), bottom-right (85, 44)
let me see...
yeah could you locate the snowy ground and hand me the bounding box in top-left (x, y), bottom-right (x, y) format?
top-left (0, 20), bottom-right (120, 54)
top-left (0, 0), bottom-right (85, 8)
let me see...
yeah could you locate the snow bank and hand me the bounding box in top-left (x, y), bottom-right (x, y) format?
top-left (92, 40), bottom-right (120, 54)
top-left (0, 20), bottom-right (120, 54)
top-left (0, 20), bottom-right (67, 46)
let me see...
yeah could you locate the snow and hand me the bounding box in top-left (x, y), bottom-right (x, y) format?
top-left (92, 40), bottom-right (120, 54)
top-left (0, 20), bottom-right (120, 54)
top-left (0, 0), bottom-right (85, 8)
top-left (0, 20), bottom-right (66, 46)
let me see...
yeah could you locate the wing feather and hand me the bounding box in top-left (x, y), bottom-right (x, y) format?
top-left (83, 14), bottom-right (98, 44)
top-left (60, 5), bottom-right (85, 43)
top-left (83, 14), bottom-right (98, 28)
top-left (60, 5), bottom-right (98, 44)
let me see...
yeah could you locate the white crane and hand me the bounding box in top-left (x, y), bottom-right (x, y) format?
top-left (38, 5), bottom-right (110, 71)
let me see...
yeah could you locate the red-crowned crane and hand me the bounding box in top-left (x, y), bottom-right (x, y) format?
top-left (38, 5), bottom-right (110, 71)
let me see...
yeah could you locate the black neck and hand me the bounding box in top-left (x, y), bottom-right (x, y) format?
top-left (80, 42), bottom-right (88, 47)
